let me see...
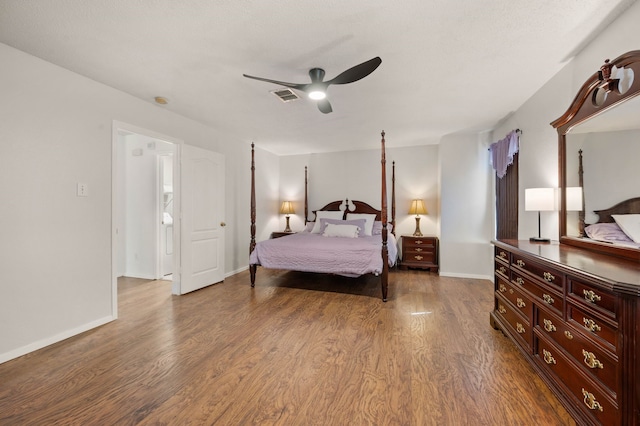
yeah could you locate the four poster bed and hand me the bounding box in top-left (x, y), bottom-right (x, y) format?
top-left (249, 131), bottom-right (397, 301)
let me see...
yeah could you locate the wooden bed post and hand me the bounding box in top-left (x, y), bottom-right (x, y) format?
top-left (380, 131), bottom-right (389, 302)
top-left (578, 149), bottom-right (585, 237)
top-left (305, 166), bottom-right (308, 224)
top-left (391, 160), bottom-right (396, 236)
top-left (250, 143), bottom-right (257, 286)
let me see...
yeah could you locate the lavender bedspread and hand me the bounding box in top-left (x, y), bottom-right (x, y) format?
top-left (249, 232), bottom-right (398, 277)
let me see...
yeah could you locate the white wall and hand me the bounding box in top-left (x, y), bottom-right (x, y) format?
top-left (278, 144), bottom-right (440, 239)
top-left (0, 42), bottom-right (272, 363)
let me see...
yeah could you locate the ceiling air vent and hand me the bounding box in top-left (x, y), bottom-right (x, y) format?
top-left (270, 88), bottom-right (299, 103)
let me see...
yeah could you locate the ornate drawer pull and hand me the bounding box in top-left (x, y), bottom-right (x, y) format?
top-left (583, 289), bottom-right (602, 304)
top-left (499, 283), bottom-right (507, 293)
top-left (542, 294), bottom-right (555, 305)
top-left (414, 240), bottom-right (423, 244)
top-left (543, 349), bottom-right (557, 365)
top-left (582, 350), bottom-right (604, 369)
top-left (543, 319), bottom-right (556, 333)
top-left (516, 298), bottom-right (526, 308)
top-left (515, 277), bottom-right (524, 285)
top-left (516, 323), bottom-right (525, 334)
top-left (583, 317), bottom-right (602, 333)
top-left (415, 247), bottom-right (423, 252)
top-left (516, 259), bottom-right (525, 267)
top-left (582, 388), bottom-right (603, 412)
top-left (498, 266), bottom-right (507, 274)
top-left (564, 330), bottom-right (574, 340)
top-left (543, 272), bottom-right (555, 282)
top-left (509, 288), bottom-right (514, 294)
top-left (498, 305), bottom-right (507, 314)
top-left (499, 251), bottom-right (507, 259)
top-left (414, 255), bottom-right (423, 260)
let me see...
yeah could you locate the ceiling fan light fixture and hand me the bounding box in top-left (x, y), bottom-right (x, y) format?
top-left (308, 90), bottom-right (326, 100)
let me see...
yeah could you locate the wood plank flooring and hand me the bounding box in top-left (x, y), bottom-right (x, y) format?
top-left (0, 269), bottom-right (575, 425)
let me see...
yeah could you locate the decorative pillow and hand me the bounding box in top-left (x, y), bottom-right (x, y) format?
top-left (311, 210), bottom-right (344, 233)
top-left (584, 222), bottom-right (633, 243)
top-left (372, 221), bottom-right (393, 235)
top-left (322, 223), bottom-right (359, 238)
top-left (346, 213), bottom-right (376, 236)
top-left (319, 218), bottom-right (366, 235)
top-left (612, 214), bottom-right (640, 243)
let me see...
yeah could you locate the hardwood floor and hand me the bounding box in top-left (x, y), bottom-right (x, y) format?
top-left (0, 269), bottom-right (575, 425)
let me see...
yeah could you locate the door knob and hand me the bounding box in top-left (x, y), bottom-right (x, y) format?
top-left (220, 222), bottom-right (226, 227)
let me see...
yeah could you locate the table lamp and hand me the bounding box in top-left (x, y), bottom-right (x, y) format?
top-left (280, 201), bottom-right (295, 233)
top-left (408, 199), bottom-right (427, 237)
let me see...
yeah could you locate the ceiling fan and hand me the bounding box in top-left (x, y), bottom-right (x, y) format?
top-left (243, 57), bottom-right (382, 114)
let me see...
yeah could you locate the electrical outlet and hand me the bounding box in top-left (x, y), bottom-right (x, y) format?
top-left (77, 183), bottom-right (88, 197)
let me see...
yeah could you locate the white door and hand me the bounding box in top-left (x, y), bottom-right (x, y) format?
top-left (178, 144), bottom-right (225, 294)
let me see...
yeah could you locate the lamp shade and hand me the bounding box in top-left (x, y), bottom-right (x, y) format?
top-left (566, 187), bottom-right (583, 211)
top-left (408, 199), bottom-right (427, 215)
top-left (524, 188), bottom-right (556, 212)
top-left (279, 201), bottom-right (295, 215)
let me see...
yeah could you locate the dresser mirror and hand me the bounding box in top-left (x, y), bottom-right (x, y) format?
top-left (552, 50), bottom-right (640, 261)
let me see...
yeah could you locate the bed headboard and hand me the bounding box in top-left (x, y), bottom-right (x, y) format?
top-left (312, 199), bottom-right (383, 221)
top-left (593, 197), bottom-right (640, 223)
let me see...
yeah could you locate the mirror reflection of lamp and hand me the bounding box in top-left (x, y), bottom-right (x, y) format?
top-left (525, 188), bottom-right (556, 243)
top-left (280, 201), bottom-right (295, 233)
top-left (408, 199), bottom-right (427, 237)
top-left (565, 187), bottom-right (584, 236)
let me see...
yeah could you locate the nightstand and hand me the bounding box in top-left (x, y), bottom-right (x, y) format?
top-left (271, 231), bottom-right (295, 239)
top-left (400, 236), bottom-right (438, 272)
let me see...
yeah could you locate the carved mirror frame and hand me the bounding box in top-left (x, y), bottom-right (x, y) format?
top-left (551, 50), bottom-right (640, 261)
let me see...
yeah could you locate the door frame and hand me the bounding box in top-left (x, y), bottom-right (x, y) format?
top-left (111, 121), bottom-right (183, 318)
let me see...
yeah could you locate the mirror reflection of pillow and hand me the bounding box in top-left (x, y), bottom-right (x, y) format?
top-left (585, 222), bottom-right (633, 242)
top-left (612, 214), bottom-right (640, 243)
top-left (322, 223), bottom-right (360, 238)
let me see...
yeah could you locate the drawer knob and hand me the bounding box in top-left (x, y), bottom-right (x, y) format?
top-left (582, 350), bottom-right (604, 369)
top-left (543, 272), bottom-right (555, 282)
top-left (499, 251), bottom-right (507, 259)
top-left (515, 277), bottom-right (524, 285)
top-left (498, 305), bottom-right (507, 314)
top-left (542, 349), bottom-right (557, 365)
top-left (415, 247), bottom-right (423, 252)
top-left (516, 259), bottom-right (525, 267)
top-left (583, 289), bottom-right (602, 304)
top-left (582, 317), bottom-right (601, 333)
top-left (542, 294), bottom-right (555, 305)
top-left (516, 298), bottom-right (526, 308)
top-left (499, 283), bottom-right (507, 293)
top-left (516, 323), bottom-right (525, 334)
top-left (414, 255), bottom-right (423, 261)
top-left (543, 319), bottom-right (556, 333)
top-left (414, 240), bottom-right (423, 244)
top-left (581, 389), bottom-right (604, 412)
top-left (498, 266), bottom-right (507, 274)
top-left (564, 330), bottom-right (574, 340)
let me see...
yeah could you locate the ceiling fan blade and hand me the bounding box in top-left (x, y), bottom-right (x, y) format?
top-left (325, 57), bottom-right (382, 85)
top-left (242, 74), bottom-right (308, 91)
top-left (317, 99), bottom-right (333, 114)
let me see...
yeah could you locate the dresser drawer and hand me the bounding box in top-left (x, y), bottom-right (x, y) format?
top-left (511, 254), bottom-right (564, 289)
top-left (535, 307), bottom-right (618, 394)
top-left (495, 246), bottom-right (510, 263)
top-left (568, 304), bottom-right (618, 351)
top-left (511, 269), bottom-right (563, 316)
top-left (535, 336), bottom-right (619, 426)
top-left (495, 294), bottom-right (532, 350)
top-left (495, 260), bottom-right (509, 280)
top-left (569, 277), bottom-right (617, 321)
top-left (496, 277), bottom-right (532, 321)
top-left (404, 237), bottom-right (435, 249)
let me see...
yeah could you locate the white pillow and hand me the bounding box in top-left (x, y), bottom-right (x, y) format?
top-left (311, 210), bottom-right (344, 233)
top-left (612, 214), bottom-right (640, 243)
top-left (346, 213), bottom-right (376, 236)
top-left (322, 223), bottom-right (359, 238)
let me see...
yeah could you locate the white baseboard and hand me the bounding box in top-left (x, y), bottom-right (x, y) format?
top-left (0, 315), bottom-right (115, 365)
top-left (226, 265), bottom-right (248, 278)
top-left (438, 271), bottom-right (493, 281)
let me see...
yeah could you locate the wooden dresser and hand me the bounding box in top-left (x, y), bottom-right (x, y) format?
top-left (490, 240), bottom-right (640, 425)
top-left (400, 236), bottom-right (438, 272)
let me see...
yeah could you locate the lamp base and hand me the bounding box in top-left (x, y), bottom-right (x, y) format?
top-left (413, 216), bottom-right (423, 237)
top-left (283, 216), bottom-right (292, 233)
top-left (529, 237), bottom-right (550, 243)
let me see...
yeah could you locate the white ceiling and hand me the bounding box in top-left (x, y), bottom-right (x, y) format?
top-left (0, 0), bottom-right (636, 155)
